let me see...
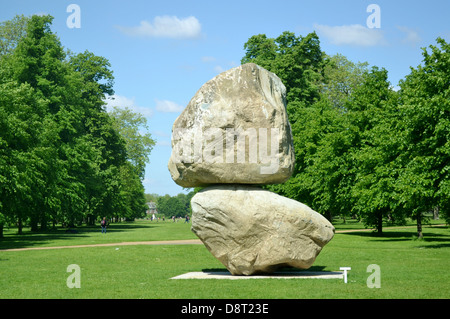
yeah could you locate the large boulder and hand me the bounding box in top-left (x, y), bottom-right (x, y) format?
top-left (168, 63), bottom-right (295, 188)
top-left (190, 185), bottom-right (335, 275)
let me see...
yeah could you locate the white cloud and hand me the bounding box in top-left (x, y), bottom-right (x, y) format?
top-left (314, 24), bottom-right (387, 47)
top-left (104, 94), bottom-right (133, 111)
top-left (117, 15), bottom-right (201, 39)
top-left (201, 56), bottom-right (216, 63)
top-left (202, 56), bottom-right (236, 74)
top-left (155, 140), bottom-right (171, 147)
top-left (155, 99), bottom-right (184, 113)
top-left (397, 26), bottom-right (421, 46)
top-left (149, 131), bottom-right (171, 147)
top-left (33, 12), bottom-right (49, 17)
top-left (213, 65), bottom-right (225, 73)
top-left (104, 94), bottom-right (153, 117)
top-left (152, 130), bottom-right (170, 138)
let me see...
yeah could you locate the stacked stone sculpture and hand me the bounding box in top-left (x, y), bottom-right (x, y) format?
top-left (168, 63), bottom-right (334, 275)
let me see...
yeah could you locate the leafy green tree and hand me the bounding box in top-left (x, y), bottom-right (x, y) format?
top-left (108, 106), bottom-right (155, 179)
top-left (0, 14), bottom-right (149, 231)
top-left (156, 194), bottom-right (171, 218)
top-left (0, 37), bottom-right (50, 233)
top-left (321, 54), bottom-right (369, 109)
top-left (396, 38), bottom-right (450, 237)
top-left (69, 50), bottom-right (114, 99)
top-left (6, 15), bottom-right (119, 228)
top-left (155, 192), bottom-right (195, 219)
top-left (241, 31), bottom-right (331, 213)
top-left (241, 31), bottom-right (326, 123)
top-left (348, 67), bottom-right (402, 232)
top-left (107, 107), bottom-right (155, 221)
top-left (242, 33), bottom-right (372, 222)
top-left (145, 193), bottom-right (161, 203)
top-left (0, 14), bottom-right (28, 56)
top-left (241, 31), bottom-right (407, 233)
top-left (116, 162), bottom-right (147, 221)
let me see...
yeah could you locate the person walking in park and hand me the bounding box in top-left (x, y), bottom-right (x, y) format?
top-left (101, 217), bottom-right (107, 234)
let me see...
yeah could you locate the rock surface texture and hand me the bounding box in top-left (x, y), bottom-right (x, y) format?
top-left (191, 185), bottom-right (335, 275)
top-left (168, 63), bottom-right (334, 275)
top-left (168, 63), bottom-right (295, 188)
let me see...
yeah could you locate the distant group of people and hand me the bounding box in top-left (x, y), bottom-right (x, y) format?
top-left (170, 215), bottom-right (190, 223)
top-left (148, 215), bottom-right (190, 223)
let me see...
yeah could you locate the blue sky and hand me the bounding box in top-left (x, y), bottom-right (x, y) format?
top-left (1, 0), bottom-right (449, 196)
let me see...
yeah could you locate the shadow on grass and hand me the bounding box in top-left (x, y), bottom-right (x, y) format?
top-left (201, 265), bottom-right (328, 273)
top-left (0, 223), bottom-right (154, 250)
top-left (339, 226), bottom-right (450, 247)
top-left (416, 243), bottom-right (450, 249)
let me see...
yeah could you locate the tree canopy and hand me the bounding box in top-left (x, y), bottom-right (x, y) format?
top-left (0, 15), bottom-right (155, 235)
top-left (242, 31), bottom-right (449, 237)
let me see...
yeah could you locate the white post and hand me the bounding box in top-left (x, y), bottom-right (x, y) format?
top-left (340, 267), bottom-right (351, 283)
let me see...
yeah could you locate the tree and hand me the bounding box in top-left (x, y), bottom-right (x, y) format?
top-left (240, 32), bottom-right (407, 233)
top-left (108, 106), bottom-right (155, 179)
top-left (1, 15), bottom-right (80, 230)
top-left (0, 15), bottom-right (28, 56)
top-left (0, 14), bottom-right (149, 231)
top-left (242, 34), bottom-right (380, 223)
top-left (145, 193), bottom-right (161, 203)
top-left (348, 67), bottom-right (402, 233)
top-left (241, 31), bottom-right (331, 213)
top-left (242, 31), bottom-right (326, 123)
top-left (0, 60), bottom-right (49, 233)
top-left (116, 161), bottom-right (147, 221)
top-left (321, 54), bottom-right (369, 109)
top-left (396, 38), bottom-right (450, 237)
top-left (107, 107), bottom-right (155, 221)
top-left (155, 192), bottom-right (195, 219)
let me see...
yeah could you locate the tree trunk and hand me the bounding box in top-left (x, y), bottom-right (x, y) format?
top-left (30, 215), bottom-right (38, 232)
top-left (40, 213), bottom-right (48, 231)
top-left (86, 214), bottom-right (95, 226)
top-left (18, 217), bottom-right (23, 235)
top-left (376, 213), bottom-right (383, 233)
top-left (417, 213), bottom-right (423, 239)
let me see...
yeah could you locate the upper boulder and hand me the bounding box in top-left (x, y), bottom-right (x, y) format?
top-left (168, 63), bottom-right (295, 187)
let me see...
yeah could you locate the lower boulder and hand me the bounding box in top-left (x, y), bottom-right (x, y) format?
top-left (190, 185), bottom-right (335, 275)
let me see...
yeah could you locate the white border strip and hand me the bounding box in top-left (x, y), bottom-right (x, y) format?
top-left (171, 271), bottom-right (344, 280)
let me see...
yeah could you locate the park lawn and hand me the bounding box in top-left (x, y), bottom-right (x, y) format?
top-left (0, 220), bottom-right (198, 250)
top-left (0, 220), bottom-right (449, 299)
top-left (0, 216), bottom-right (443, 250)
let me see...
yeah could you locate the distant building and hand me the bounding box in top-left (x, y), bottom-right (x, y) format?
top-left (146, 202), bottom-right (158, 219)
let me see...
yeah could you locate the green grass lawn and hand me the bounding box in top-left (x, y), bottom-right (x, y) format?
top-left (0, 219), bottom-right (198, 250)
top-left (0, 219), bottom-right (449, 299)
